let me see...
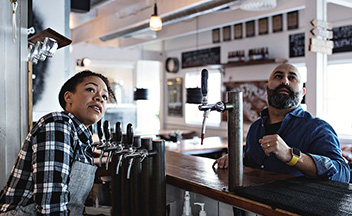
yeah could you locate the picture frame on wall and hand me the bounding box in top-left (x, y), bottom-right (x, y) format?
top-left (258, 18), bottom-right (268, 35)
top-left (223, 26), bottom-right (231, 41)
top-left (212, 28), bottom-right (220, 43)
top-left (246, 21), bottom-right (255, 37)
top-left (287, 10), bottom-right (299, 30)
top-left (234, 23), bottom-right (243, 39)
top-left (272, 14), bottom-right (283, 33)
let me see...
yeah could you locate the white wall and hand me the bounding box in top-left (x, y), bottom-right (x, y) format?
top-left (32, 0), bottom-right (71, 119)
top-left (0, 0), bottom-right (28, 186)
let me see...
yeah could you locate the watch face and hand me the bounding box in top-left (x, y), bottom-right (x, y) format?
top-left (292, 148), bottom-right (301, 157)
top-left (166, 57), bottom-right (179, 73)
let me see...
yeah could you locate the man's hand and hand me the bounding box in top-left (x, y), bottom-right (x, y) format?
top-left (259, 134), bottom-right (292, 163)
top-left (212, 154), bottom-right (228, 169)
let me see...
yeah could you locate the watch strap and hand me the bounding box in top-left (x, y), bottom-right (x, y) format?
top-left (286, 148), bottom-right (300, 166)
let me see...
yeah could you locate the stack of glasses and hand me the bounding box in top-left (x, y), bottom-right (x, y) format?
top-left (28, 37), bottom-right (58, 64)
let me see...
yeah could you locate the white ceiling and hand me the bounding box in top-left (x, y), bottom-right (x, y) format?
top-left (70, 0), bottom-right (243, 48)
top-left (69, 0), bottom-right (352, 49)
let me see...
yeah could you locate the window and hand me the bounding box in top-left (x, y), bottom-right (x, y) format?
top-left (325, 63), bottom-right (352, 137)
top-left (185, 70), bottom-right (221, 126)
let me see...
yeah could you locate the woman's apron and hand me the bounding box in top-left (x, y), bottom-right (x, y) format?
top-left (0, 161), bottom-right (97, 216)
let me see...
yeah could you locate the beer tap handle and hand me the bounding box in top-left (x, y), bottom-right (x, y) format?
top-left (201, 69), bottom-right (209, 144)
top-left (97, 120), bottom-right (103, 144)
top-left (201, 68), bottom-right (208, 105)
top-left (126, 123), bottom-right (134, 147)
top-left (103, 120), bottom-right (111, 144)
top-left (115, 122), bottom-right (122, 144)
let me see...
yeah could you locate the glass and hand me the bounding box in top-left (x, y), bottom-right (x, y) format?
top-left (42, 37), bottom-right (58, 57)
top-left (28, 43), bottom-right (38, 64)
top-left (33, 41), bottom-right (46, 61)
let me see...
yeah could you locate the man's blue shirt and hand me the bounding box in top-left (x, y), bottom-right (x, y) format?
top-left (244, 105), bottom-right (350, 183)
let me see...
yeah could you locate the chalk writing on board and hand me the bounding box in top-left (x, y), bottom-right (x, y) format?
top-left (332, 25), bottom-right (352, 53)
top-left (181, 47), bottom-right (221, 68)
top-left (289, 33), bottom-right (305, 58)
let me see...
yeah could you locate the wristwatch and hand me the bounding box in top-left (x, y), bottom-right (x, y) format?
top-left (286, 147), bottom-right (301, 166)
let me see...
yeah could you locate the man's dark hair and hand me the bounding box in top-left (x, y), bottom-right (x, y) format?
top-left (58, 70), bottom-right (116, 110)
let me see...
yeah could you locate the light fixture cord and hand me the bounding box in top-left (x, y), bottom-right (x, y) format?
top-left (154, 0), bottom-right (158, 16)
top-left (10, 0), bottom-right (18, 43)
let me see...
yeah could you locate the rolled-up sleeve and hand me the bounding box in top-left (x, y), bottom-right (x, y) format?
top-left (308, 121), bottom-right (350, 183)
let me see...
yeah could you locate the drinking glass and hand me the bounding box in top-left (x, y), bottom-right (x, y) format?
top-left (42, 37), bottom-right (58, 57)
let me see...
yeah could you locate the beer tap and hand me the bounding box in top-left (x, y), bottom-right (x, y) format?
top-left (125, 123), bottom-right (136, 179)
top-left (97, 120), bottom-right (110, 167)
top-left (197, 68), bottom-right (244, 188)
top-left (88, 125), bottom-right (98, 152)
top-left (91, 120), bottom-right (103, 152)
top-left (198, 69), bottom-right (227, 144)
top-left (105, 122), bottom-right (123, 170)
top-left (102, 120), bottom-right (112, 169)
top-left (200, 69), bottom-right (209, 145)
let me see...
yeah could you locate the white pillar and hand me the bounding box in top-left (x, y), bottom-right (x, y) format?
top-left (304, 0), bottom-right (328, 117)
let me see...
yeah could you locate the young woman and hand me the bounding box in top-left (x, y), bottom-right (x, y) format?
top-left (0, 70), bottom-right (116, 215)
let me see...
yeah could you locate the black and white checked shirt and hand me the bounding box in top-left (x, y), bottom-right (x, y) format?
top-left (0, 111), bottom-right (94, 215)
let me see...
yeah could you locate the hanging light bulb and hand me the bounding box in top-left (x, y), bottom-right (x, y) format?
top-left (149, 2), bottom-right (162, 31)
top-left (82, 57), bottom-right (91, 66)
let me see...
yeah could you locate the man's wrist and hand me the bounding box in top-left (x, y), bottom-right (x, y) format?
top-left (286, 148), bottom-right (301, 166)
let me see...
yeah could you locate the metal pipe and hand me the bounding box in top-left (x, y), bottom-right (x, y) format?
top-left (152, 139), bottom-right (166, 216)
top-left (120, 151), bottom-right (131, 216)
top-left (131, 136), bottom-right (142, 216)
top-left (141, 138), bottom-right (153, 216)
top-left (111, 153), bottom-right (122, 216)
top-left (227, 91), bottom-right (243, 192)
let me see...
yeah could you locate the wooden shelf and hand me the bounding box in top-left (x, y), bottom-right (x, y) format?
top-left (28, 28), bottom-right (71, 49)
top-left (209, 58), bottom-right (288, 68)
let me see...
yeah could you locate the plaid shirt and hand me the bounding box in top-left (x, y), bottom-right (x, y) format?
top-left (0, 111), bottom-right (94, 215)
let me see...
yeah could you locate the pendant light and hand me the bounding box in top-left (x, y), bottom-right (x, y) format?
top-left (149, 1), bottom-right (162, 31)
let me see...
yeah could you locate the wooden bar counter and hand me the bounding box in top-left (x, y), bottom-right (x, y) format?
top-left (96, 150), bottom-right (296, 215)
top-left (165, 150), bottom-right (297, 216)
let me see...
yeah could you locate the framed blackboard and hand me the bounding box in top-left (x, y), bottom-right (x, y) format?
top-left (332, 25), bottom-right (352, 53)
top-left (289, 33), bottom-right (305, 58)
top-left (181, 47), bottom-right (221, 68)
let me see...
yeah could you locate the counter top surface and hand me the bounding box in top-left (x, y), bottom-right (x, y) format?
top-left (165, 136), bottom-right (228, 154)
top-left (96, 141), bottom-right (352, 216)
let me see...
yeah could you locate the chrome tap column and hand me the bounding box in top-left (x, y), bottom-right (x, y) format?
top-left (227, 91), bottom-right (243, 190)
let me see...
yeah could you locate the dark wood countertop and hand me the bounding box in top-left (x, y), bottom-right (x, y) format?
top-left (95, 149), bottom-right (296, 215)
top-left (165, 150), bottom-right (297, 216)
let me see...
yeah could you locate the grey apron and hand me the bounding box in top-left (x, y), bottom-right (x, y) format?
top-left (0, 161), bottom-right (97, 216)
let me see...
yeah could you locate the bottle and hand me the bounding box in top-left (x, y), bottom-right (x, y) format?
top-left (181, 191), bottom-right (193, 216)
top-left (194, 203), bottom-right (207, 216)
top-left (264, 47), bottom-right (269, 59)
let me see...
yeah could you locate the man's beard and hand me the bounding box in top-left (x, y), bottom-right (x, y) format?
top-left (266, 84), bottom-right (302, 109)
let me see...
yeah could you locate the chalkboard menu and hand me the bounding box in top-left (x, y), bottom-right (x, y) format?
top-left (332, 25), bottom-right (352, 53)
top-left (289, 33), bottom-right (305, 58)
top-left (181, 47), bottom-right (220, 68)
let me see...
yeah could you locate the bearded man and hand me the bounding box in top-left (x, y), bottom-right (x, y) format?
top-left (214, 64), bottom-right (350, 183)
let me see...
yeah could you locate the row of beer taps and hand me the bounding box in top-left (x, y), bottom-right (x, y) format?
top-left (90, 120), bottom-right (156, 179)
